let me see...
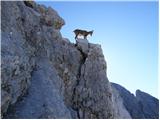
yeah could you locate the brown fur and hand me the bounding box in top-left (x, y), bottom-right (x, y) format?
top-left (73, 29), bottom-right (93, 39)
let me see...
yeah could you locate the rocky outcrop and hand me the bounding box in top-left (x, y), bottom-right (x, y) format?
top-left (111, 83), bottom-right (145, 118)
top-left (1, 1), bottom-right (75, 118)
top-left (136, 90), bottom-right (159, 119)
top-left (1, 1), bottom-right (159, 119)
top-left (74, 40), bottom-right (114, 118)
top-left (1, 1), bottom-right (114, 119)
top-left (111, 86), bottom-right (132, 118)
top-left (76, 38), bottom-right (89, 56)
top-left (1, 1), bottom-right (36, 117)
top-left (111, 83), bottom-right (159, 119)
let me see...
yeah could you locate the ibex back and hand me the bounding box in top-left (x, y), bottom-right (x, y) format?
top-left (73, 29), bottom-right (93, 39)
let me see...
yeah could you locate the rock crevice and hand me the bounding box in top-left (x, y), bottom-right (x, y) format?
top-left (1, 1), bottom-right (159, 119)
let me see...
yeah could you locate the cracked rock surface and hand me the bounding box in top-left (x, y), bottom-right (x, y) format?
top-left (1, 1), bottom-right (159, 119)
top-left (1, 1), bottom-right (115, 118)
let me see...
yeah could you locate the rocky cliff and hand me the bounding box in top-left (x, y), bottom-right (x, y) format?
top-left (1, 1), bottom-right (159, 119)
top-left (112, 83), bottom-right (159, 119)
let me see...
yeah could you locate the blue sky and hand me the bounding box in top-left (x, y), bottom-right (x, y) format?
top-left (36, 1), bottom-right (158, 98)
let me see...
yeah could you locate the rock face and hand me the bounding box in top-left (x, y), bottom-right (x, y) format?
top-left (1, 1), bottom-right (77, 118)
top-left (76, 38), bottom-right (89, 56)
top-left (1, 1), bottom-right (114, 119)
top-left (1, 1), bottom-right (159, 119)
top-left (112, 83), bottom-right (159, 119)
top-left (74, 41), bottom-right (114, 118)
top-left (136, 90), bottom-right (159, 119)
top-left (111, 86), bottom-right (132, 118)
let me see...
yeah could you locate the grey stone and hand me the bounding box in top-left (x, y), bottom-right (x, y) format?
top-left (62, 38), bottom-right (70, 44)
top-left (72, 43), bottom-right (114, 119)
top-left (1, 1), bottom-right (36, 115)
top-left (136, 90), bottom-right (159, 119)
top-left (111, 83), bottom-right (159, 119)
top-left (1, 1), bottom-right (79, 118)
top-left (5, 58), bottom-right (72, 118)
top-left (1, 90), bottom-right (11, 117)
top-left (1, 1), bottom-right (159, 119)
top-left (111, 83), bottom-right (145, 118)
top-left (111, 86), bottom-right (132, 118)
top-left (76, 38), bottom-right (89, 56)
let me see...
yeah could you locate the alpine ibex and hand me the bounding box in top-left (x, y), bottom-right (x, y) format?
top-left (73, 29), bottom-right (93, 39)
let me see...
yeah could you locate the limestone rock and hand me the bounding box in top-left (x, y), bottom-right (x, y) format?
top-left (1, 1), bottom-right (36, 116)
top-left (111, 86), bottom-right (132, 118)
top-left (1, 1), bottom-right (159, 119)
top-left (136, 90), bottom-right (159, 119)
top-left (62, 38), bottom-right (70, 44)
top-left (112, 83), bottom-right (159, 119)
top-left (111, 83), bottom-right (145, 118)
top-left (73, 43), bottom-right (114, 118)
top-left (1, 1), bottom-right (70, 118)
top-left (5, 59), bottom-right (72, 118)
top-left (1, 90), bottom-right (11, 117)
top-left (76, 38), bottom-right (89, 56)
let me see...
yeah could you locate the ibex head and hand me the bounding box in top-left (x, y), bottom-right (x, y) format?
top-left (89, 30), bottom-right (94, 36)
